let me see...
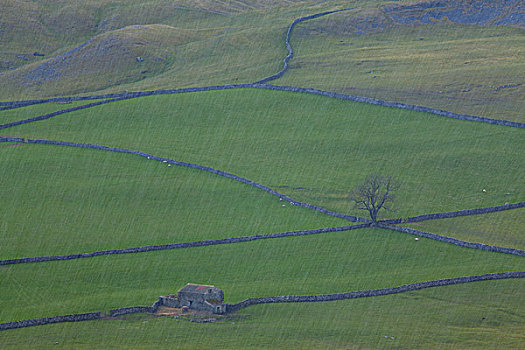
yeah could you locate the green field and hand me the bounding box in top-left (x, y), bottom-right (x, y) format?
top-left (0, 99), bottom-right (112, 126)
top-left (1, 228), bottom-right (523, 322)
top-left (5, 89), bottom-right (524, 219)
top-left (277, 16), bottom-right (525, 122)
top-left (0, 143), bottom-right (345, 259)
top-left (0, 230), bottom-right (523, 348)
top-left (1, 279), bottom-right (523, 349)
top-left (403, 209), bottom-right (525, 250)
top-left (2, 0), bottom-right (522, 124)
top-left (1, 77), bottom-right (523, 350)
top-left (1, 1), bottom-right (524, 348)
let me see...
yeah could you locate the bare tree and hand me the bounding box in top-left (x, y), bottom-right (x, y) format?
top-left (349, 174), bottom-right (400, 223)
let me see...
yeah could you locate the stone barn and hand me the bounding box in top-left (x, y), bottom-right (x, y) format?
top-left (159, 283), bottom-right (226, 314)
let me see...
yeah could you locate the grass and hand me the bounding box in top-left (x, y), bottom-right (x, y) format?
top-left (0, 24), bottom-right (206, 98)
top-left (0, 278), bottom-right (523, 349)
top-left (276, 17), bottom-right (525, 122)
top-left (0, 99), bottom-right (109, 125)
top-left (2, 0), bottom-right (522, 125)
top-left (0, 228), bottom-right (523, 323)
top-left (0, 143), bottom-right (345, 259)
top-left (4, 89), bottom-right (523, 220)
top-left (403, 208), bottom-right (525, 250)
top-left (0, 0), bottom-right (344, 100)
top-left (1, 2), bottom-right (523, 348)
top-left (0, 0), bottom-right (247, 65)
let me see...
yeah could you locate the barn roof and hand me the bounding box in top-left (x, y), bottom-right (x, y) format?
top-left (178, 283), bottom-right (220, 294)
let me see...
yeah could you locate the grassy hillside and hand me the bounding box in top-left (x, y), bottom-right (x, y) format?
top-left (1, 278), bottom-right (523, 349)
top-left (1, 1), bottom-right (523, 348)
top-left (403, 209), bottom-right (525, 249)
top-left (276, 13), bottom-right (525, 122)
top-left (1, 0), bottom-right (522, 124)
top-left (0, 228), bottom-right (523, 323)
top-left (0, 24), bottom-right (205, 97)
top-left (0, 0), bottom-right (337, 99)
top-left (0, 0), bottom-right (312, 61)
top-left (0, 143), bottom-right (345, 259)
top-left (5, 89), bottom-right (523, 219)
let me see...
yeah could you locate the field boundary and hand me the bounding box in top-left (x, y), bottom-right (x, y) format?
top-left (381, 202), bottom-right (525, 224)
top-left (0, 225), bottom-right (368, 266)
top-left (4, 137), bottom-right (525, 222)
top-left (1, 272), bottom-right (523, 331)
top-left (378, 224), bottom-right (525, 256)
top-left (20, 138), bottom-right (360, 222)
top-left (2, 84), bottom-right (524, 128)
top-left (0, 312), bottom-right (101, 331)
top-left (0, 8), bottom-right (523, 340)
top-left (253, 8), bottom-right (353, 84)
top-left (2, 211), bottom-right (523, 265)
top-left (225, 271), bottom-right (525, 312)
top-left (1, 137), bottom-right (524, 265)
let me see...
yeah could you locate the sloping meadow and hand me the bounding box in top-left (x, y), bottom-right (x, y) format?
top-left (5, 88), bottom-right (523, 221)
top-left (403, 208), bottom-right (525, 250)
top-left (276, 9), bottom-right (525, 122)
top-left (0, 142), bottom-right (345, 259)
top-left (0, 228), bottom-right (523, 323)
top-left (1, 87), bottom-right (523, 349)
top-left (1, 278), bottom-right (523, 349)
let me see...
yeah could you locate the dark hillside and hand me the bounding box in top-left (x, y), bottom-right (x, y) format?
top-left (1, 24), bottom-right (201, 96)
top-left (307, 0), bottom-right (525, 36)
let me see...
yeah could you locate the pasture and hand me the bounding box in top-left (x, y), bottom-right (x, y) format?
top-left (277, 20), bottom-right (525, 122)
top-left (0, 280), bottom-right (523, 349)
top-left (1, 1), bottom-right (523, 349)
top-left (4, 89), bottom-right (523, 219)
top-left (403, 209), bottom-right (525, 250)
top-left (0, 142), bottom-right (345, 259)
top-left (1, 228), bottom-right (523, 321)
top-left (0, 230), bottom-right (523, 348)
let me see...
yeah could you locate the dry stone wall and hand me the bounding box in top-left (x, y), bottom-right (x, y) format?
top-left (22, 138), bottom-right (359, 222)
top-left (2, 272), bottom-right (522, 331)
top-left (0, 137), bottom-right (25, 143)
top-left (378, 224), bottom-right (525, 256)
top-left (1, 6), bottom-right (523, 334)
top-left (381, 202), bottom-right (525, 224)
top-left (254, 8), bottom-right (351, 84)
top-left (226, 271), bottom-right (525, 312)
top-left (0, 224), bottom-right (367, 266)
top-left (0, 312), bottom-right (101, 331)
top-left (1, 84), bottom-right (524, 130)
top-left (109, 306), bottom-right (156, 317)
top-left (1, 136), bottom-right (523, 265)
top-left (255, 84), bottom-right (525, 128)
